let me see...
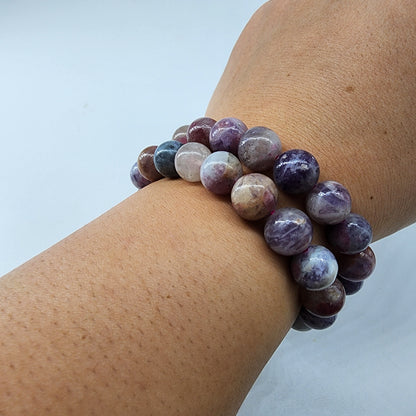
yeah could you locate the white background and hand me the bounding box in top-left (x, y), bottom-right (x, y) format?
top-left (1, 1), bottom-right (415, 414)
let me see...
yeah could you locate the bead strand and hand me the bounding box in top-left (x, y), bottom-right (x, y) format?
top-left (130, 116), bottom-right (376, 331)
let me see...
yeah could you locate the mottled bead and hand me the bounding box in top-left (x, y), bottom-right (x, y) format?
top-left (172, 125), bottom-right (189, 144)
top-left (273, 149), bottom-right (320, 194)
top-left (291, 245), bottom-right (338, 290)
top-left (238, 126), bottom-right (282, 172)
top-left (137, 145), bottom-right (163, 182)
top-left (338, 275), bottom-right (364, 295)
top-left (336, 246), bottom-right (376, 281)
top-left (187, 117), bottom-right (216, 148)
top-left (154, 140), bottom-right (183, 178)
top-left (291, 314), bottom-right (312, 332)
top-left (300, 278), bottom-right (346, 317)
top-left (209, 117), bottom-right (248, 155)
top-left (326, 213), bottom-right (372, 254)
top-left (231, 173), bottom-right (278, 221)
top-left (200, 151), bottom-right (243, 195)
top-left (174, 142), bottom-right (211, 182)
top-left (306, 181), bottom-right (352, 224)
top-left (130, 162), bottom-right (152, 189)
top-left (264, 208), bottom-right (313, 256)
top-left (300, 308), bottom-right (337, 330)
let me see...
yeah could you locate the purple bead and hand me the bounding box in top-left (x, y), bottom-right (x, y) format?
top-left (130, 162), bottom-right (152, 189)
top-left (336, 246), bottom-right (376, 281)
top-left (273, 149), bottom-right (320, 194)
top-left (326, 213), bottom-right (372, 254)
top-left (172, 125), bottom-right (189, 144)
top-left (209, 117), bottom-right (248, 155)
top-left (154, 140), bottom-right (183, 178)
top-left (300, 278), bottom-right (346, 317)
top-left (300, 308), bottom-right (337, 330)
top-left (238, 126), bottom-right (282, 172)
top-left (338, 275), bottom-right (364, 295)
top-left (306, 181), bottom-right (352, 224)
top-left (292, 314), bottom-right (312, 332)
top-left (200, 151), bottom-right (243, 195)
top-left (291, 245), bottom-right (338, 290)
top-left (187, 117), bottom-right (216, 148)
top-left (264, 208), bottom-right (313, 256)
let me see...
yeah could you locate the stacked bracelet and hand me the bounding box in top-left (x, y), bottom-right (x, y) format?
top-left (130, 116), bottom-right (376, 331)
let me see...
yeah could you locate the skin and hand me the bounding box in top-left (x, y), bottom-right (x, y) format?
top-left (1, 1), bottom-right (415, 415)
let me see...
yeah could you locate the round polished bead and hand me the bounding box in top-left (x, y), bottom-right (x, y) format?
top-left (336, 246), bottom-right (376, 281)
top-left (154, 140), bottom-right (183, 178)
top-left (300, 278), bottom-right (346, 317)
top-left (231, 173), bottom-right (278, 221)
top-left (130, 162), bottom-right (152, 189)
top-left (172, 125), bottom-right (189, 144)
top-left (291, 314), bottom-right (312, 332)
top-left (264, 208), bottom-right (313, 256)
top-left (238, 126), bottom-right (282, 172)
top-left (306, 181), bottom-right (352, 224)
top-left (338, 275), bottom-right (364, 295)
top-left (273, 149), bottom-right (320, 194)
top-left (200, 151), bottom-right (243, 195)
top-left (174, 142), bottom-right (211, 182)
top-left (291, 245), bottom-right (338, 290)
top-left (137, 145), bottom-right (164, 182)
top-left (300, 308), bottom-right (337, 330)
top-left (209, 117), bottom-right (248, 155)
top-left (326, 213), bottom-right (372, 254)
top-left (187, 117), bottom-right (216, 148)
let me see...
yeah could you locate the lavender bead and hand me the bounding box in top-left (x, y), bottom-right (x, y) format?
top-left (291, 245), bottom-right (338, 290)
top-left (326, 213), bottom-right (372, 254)
top-left (154, 140), bottom-right (183, 178)
top-left (292, 314), bottom-right (312, 332)
top-left (130, 162), bottom-right (152, 189)
top-left (300, 308), bottom-right (337, 330)
top-left (209, 117), bottom-right (248, 155)
top-left (273, 149), bottom-right (320, 194)
top-left (306, 181), bottom-right (352, 224)
top-left (172, 125), bottom-right (189, 144)
top-left (300, 278), bottom-right (345, 317)
top-left (174, 142), bottom-right (211, 182)
top-left (200, 151), bottom-right (243, 195)
top-left (336, 246), bottom-right (376, 281)
top-left (231, 173), bottom-right (278, 221)
top-left (137, 145), bottom-right (163, 182)
top-left (338, 275), bottom-right (364, 295)
top-left (264, 208), bottom-right (313, 256)
top-left (187, 117), bottom-right (216, 148)
top-left (238, 126), bottom-right (282, 172)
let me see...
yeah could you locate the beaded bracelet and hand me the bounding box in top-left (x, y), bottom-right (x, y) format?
top-left (130, 117), bottom-right (376, 331)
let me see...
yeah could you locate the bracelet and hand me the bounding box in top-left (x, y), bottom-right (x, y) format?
top-left (130, 116), bottom-right (376, 331)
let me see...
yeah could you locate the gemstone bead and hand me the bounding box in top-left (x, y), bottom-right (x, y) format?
top-left (306, 181), bottom-right (352, 224)
top-left (231, 173), bottom-right (278, 221)
top-left (172, 125), bottom-right (189, 144)
top-left (237, 126), bottom-right (282, 172)
top-left (137, 145), bottom-right (164, 182)
top-left (326, 213), bottom-right (372, 254)
top-left (300, 278), bottom-right (346, 317)
top-left (291, 245), bottom-right (338, 290)
top-left (264, 208), bottom-right (313, 256)
top-left (292, 314), bottom-right (312, 331)
top-left (130, 162), bottom-right (152, 189)
top-left (273, 149), bottom-right (320, 194)
top-left (336, 246), bottom-right (376, 281)
top-left (338, 275), bottom-right (364, 295)
top-left (187, 117), bottom-right (216, 148)
top-left (154, 140), bottom-right (183, 178)
top-left (300, 308), bottom-right (337, 330)
top-left (209, 117), bottom-right (248, 155)
top-left (174, 142), bottom-right (211, 182)
top-left (200, 151), bottom-right (243, 195)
